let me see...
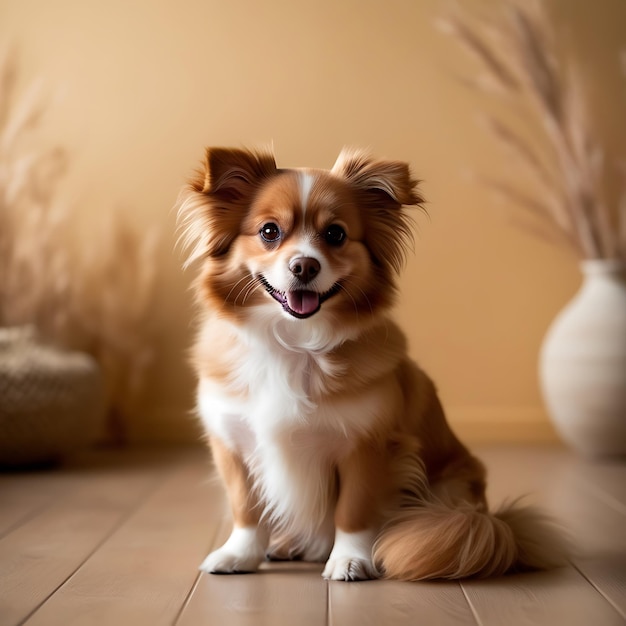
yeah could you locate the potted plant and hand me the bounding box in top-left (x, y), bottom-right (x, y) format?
top-left (438, 1), bottom-right (626, 456)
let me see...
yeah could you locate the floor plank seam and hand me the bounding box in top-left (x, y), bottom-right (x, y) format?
top-left (173, 520), bottom-right (227, 625)
top-left (172, 570), bottom-right (203, 626)
top-left (325, 578), bottom-right (330, 626)
top-left (16, 463), bottom-right (179, 626)
top-left (459, 582), bottom-right (483, 626)
top-left (571, 560), bottom-right (626, 620)
top-left (0, 497), bottom-right (56, 542)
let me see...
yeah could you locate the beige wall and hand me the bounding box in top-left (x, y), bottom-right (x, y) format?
top-left (2, 0), bottom-right (624, 443)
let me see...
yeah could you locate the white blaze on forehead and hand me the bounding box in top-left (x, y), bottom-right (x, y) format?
top-left (298, 171), bottom-right (315, 214)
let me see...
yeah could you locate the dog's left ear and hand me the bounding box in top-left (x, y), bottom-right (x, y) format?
top-left (332, 148), bottom-right (424, 273)
top-left (198, 147), bottom-right (278, 201)
top-left (177, 147), bottom-right (278, 265)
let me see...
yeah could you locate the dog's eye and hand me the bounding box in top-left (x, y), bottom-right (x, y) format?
top-left (260, 223), bottom-right (281, 243)
top-left (324, 224), bottom-right (346, 247)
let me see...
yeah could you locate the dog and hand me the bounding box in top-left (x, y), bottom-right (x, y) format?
top-left (176, 146), bottom-right (566, 581)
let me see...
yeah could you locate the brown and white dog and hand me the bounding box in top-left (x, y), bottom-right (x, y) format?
top-left (177, 147), bottom-right (566, 581)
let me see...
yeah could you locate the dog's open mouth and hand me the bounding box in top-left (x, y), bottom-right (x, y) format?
top-left (260, 277), bottom-right (340, 319)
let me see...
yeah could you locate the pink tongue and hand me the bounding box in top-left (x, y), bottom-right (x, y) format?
top-left (286, 290), bottom-right (320, 315)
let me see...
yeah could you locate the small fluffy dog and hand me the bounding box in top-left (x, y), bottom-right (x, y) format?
top-left (177, 147), bottom-right (565, 581)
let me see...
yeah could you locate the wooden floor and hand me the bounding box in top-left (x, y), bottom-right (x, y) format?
top-left (1, 444), bottom-right (624, 626)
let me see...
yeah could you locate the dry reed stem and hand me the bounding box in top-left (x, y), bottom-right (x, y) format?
top-left (438, 0), bottom-right (625, 261)
top-left (0, 50), bottom-right (159, 437)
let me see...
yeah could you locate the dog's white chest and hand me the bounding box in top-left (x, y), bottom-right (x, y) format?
top-left (195, 321), bottom-right (397, 538)
top-left (196, 340), bottom-right (321, 449)
top-left (197, 343), bottom-right (341, 536)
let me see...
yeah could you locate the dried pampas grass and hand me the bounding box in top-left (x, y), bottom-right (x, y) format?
top-left (0, 50), bottom-right (159, 440)
top-left (437, 0), bottom-right (625, 260)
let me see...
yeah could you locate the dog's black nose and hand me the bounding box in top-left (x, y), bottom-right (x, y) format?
top-left (289, 257), bottom-right (320, 283)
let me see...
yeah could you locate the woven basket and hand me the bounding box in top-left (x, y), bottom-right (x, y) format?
top-left (0, 326), bottom-right (106, 467)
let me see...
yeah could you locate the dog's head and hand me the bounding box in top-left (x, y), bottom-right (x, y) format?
top-left (178, 147), bottom-right (423, 330)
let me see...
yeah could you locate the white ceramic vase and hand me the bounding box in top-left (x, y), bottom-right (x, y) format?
top-left (540, 260), bottom-right (626, 457)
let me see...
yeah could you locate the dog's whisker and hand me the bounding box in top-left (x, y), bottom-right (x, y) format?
top-left (338, 278), bottom-right (374, 320)
top-left (232, 276), bottom-right (259, 306)
top-left (225, 275), bottom-right (255, 304)
top-left (337, 283), bottom-right (360, 321)
top-left (239, 277), bottom-right (263, 305)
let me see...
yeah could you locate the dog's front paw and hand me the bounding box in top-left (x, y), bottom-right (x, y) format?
top-left (200, 527), bottom-right (267, 574)
top-left (200, 547), bottom-right (263, 574)
top-left (322, 555), bottom-right (377, 581)
top-left (322, 529), bottom-right (378, 581)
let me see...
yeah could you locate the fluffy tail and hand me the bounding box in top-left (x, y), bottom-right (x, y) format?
top-left (373, 501), bottom-right (569, 580)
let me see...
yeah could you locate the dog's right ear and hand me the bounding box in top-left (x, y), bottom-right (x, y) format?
top-left (193, 147), bottom-right (277, 199)
top-left (177, 147), bottom-right (277, 264)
